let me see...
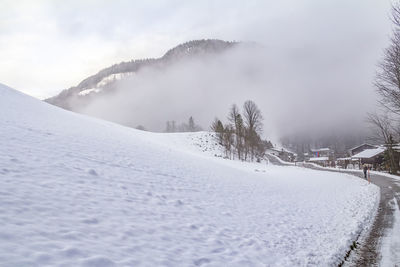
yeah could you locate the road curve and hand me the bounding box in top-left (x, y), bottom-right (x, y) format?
top-left (265, 154), bottom-right (400, 266)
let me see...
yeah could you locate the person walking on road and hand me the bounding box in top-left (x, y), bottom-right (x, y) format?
top-left (363, 164), bottom-right (368, 179)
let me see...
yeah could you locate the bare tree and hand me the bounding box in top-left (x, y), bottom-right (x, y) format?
top-left (367, 112), bottom-right (398, 173)
top-left (372, 2), bottom-right (400, 174)
top-left (211, 101), bottom-right (266, 162)
top-left (227, 104), bottom-right (243, 160)
top-left (171, 120), bottom-right (177, 132)
top-left (235, 114), bottom-right (244, 160)
top-left (367, 113), bottom-right (394, 143)
top-left (243, 100), bottom-right (263, 160)
top-left (375, 3), bottom-right (400, 114)
top-left (165, 121), bottom-right (177, 132)
top-left (243, 100), bottom-right (263, 134)
top-left (228, 104), bottom-right (240, 126)
top-left (223, 124), bottom-right (234, 159)
top-left (165, 121), bottom-right (172, 132)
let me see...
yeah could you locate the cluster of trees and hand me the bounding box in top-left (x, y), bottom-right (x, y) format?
top-left (165, 116), bottom-right (203, 133)
top-left (369, 3), bottom-right (400, 174)
top-left (211, 100), bottom-right (270, 161)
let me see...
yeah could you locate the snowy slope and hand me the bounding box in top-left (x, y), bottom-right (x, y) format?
top-left (0, 83), bottom-right (379, 266)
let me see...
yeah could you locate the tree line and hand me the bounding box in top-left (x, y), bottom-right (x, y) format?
top-left (211, 100), bottom-right (272, 162)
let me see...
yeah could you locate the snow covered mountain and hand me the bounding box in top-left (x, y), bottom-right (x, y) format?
top-left (45, 39), bottom-right (237, 112)
top-left (1, 83), bottom-right (379, 266)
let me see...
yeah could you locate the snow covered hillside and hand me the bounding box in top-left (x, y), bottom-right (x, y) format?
top-left (0, 83), bottom-right (379, 266)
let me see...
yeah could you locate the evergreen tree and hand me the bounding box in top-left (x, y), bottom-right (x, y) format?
top-left (188, 116), bottom-right (195, 131)
top-left (211, 118), bottom-right (224, 144)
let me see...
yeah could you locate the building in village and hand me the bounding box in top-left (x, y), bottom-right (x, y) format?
top-left (308, 148), bottom-right (334, 167)
top-left (335, 144), bottom-right (378, 169)
top-left (336, 157), bottom-right (360, 169)
top-left (266, 147), bottom-right (296, 162)
top-left (265, 148), bottom-right (280, 157)
top-left (348, 143), bottom-right (377, 157)
top-left (351, 147), bottom-right (385, 170)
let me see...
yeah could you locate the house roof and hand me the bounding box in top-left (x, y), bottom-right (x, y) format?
top-left (310, 148), bottom-right (330, 152)
top-left (348, 143), bottom-right (376, 152)
top-left (309, 157), bottom-right (329, 162)
top-left (336, 157), bottom-right (358, 161)
top-left (351, 147), bottom-right (385, 159)
top-left (271, 146), bottom-right (296, 155)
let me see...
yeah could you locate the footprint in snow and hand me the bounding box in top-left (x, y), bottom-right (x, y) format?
top-left (81, 256), bottom-right (116, 267)
top-left (194, 258), bottom-right (211, 266)
top-left (88, 169), bottom-right (98, 176)
top-left (81, 218), bottom-right (99, 224)
top-left (174, 200), bottom-right (184, 207)
top-left (211, 247), bottom-right (225, 254)
top-left (60, 247), bottom-right (86, 258)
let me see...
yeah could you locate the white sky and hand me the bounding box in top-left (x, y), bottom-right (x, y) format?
top-left (0, 0), bottom-right (394, 99)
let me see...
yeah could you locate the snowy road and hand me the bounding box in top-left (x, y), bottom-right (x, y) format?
top-left (291, 162), bottom-right (400, 266)
top-left (351, 171), bottom-right (400, 266)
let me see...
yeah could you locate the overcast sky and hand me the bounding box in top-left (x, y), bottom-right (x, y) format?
top-left (0, 0), bottom-right (394, 99)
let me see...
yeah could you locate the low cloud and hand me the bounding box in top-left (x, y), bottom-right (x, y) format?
top-left (78, 44), bottom-right (379, 140)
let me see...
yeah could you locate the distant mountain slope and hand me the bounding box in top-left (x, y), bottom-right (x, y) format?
top-left (45, 39), bottom-right (237, 110)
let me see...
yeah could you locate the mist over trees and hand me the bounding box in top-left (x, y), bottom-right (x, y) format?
top-left (211, 100), bottom-right (271, 162)
top-left (165, 116), bottom-right (203, 133)
top-left (280, 132), bottom-right (368, 159)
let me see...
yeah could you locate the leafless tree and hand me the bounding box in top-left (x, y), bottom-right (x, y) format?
top-left (367, 113), bottom-right (394, 143)
top-left (243, 100), bottom-right (263, 160)
top-left (211, 101), bottom-right (266, 162)
top-left (223, 124), bottom-right (234, 159)
top-left (227, 104), bottom-right (243, 160)
top-left (228, 104), bottom-right (240, 126)
top-left (372, 2), bottom-right (400, 173)
top-left (375, 3), bottom-right (400, 114)
top-left (367, 112), bottom-right (398, 173)
top-left (243, 100), bottom-right (263, 134)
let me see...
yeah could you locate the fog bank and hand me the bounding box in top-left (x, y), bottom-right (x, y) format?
top-left (78, 44), bottom-right (378, 141)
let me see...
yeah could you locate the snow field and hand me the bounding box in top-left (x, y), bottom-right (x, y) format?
top-left (0, 84), bottom-right (379, 266)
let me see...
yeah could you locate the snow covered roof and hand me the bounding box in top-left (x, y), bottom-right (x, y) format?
top-left (310, 148), bottom-right (330, 152)
top-left (351, 147), bottom-right (385, 159)
top-left (337, 157), bottom-right (359, 161)
top-left (266, 148), bottom-right (281, 152)
top-left (348, 143), bottom-right (376, 152)
top-left (309, 157), bottom-right (329, 162)
top-left (270, 146), bottom-right (296, 155)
